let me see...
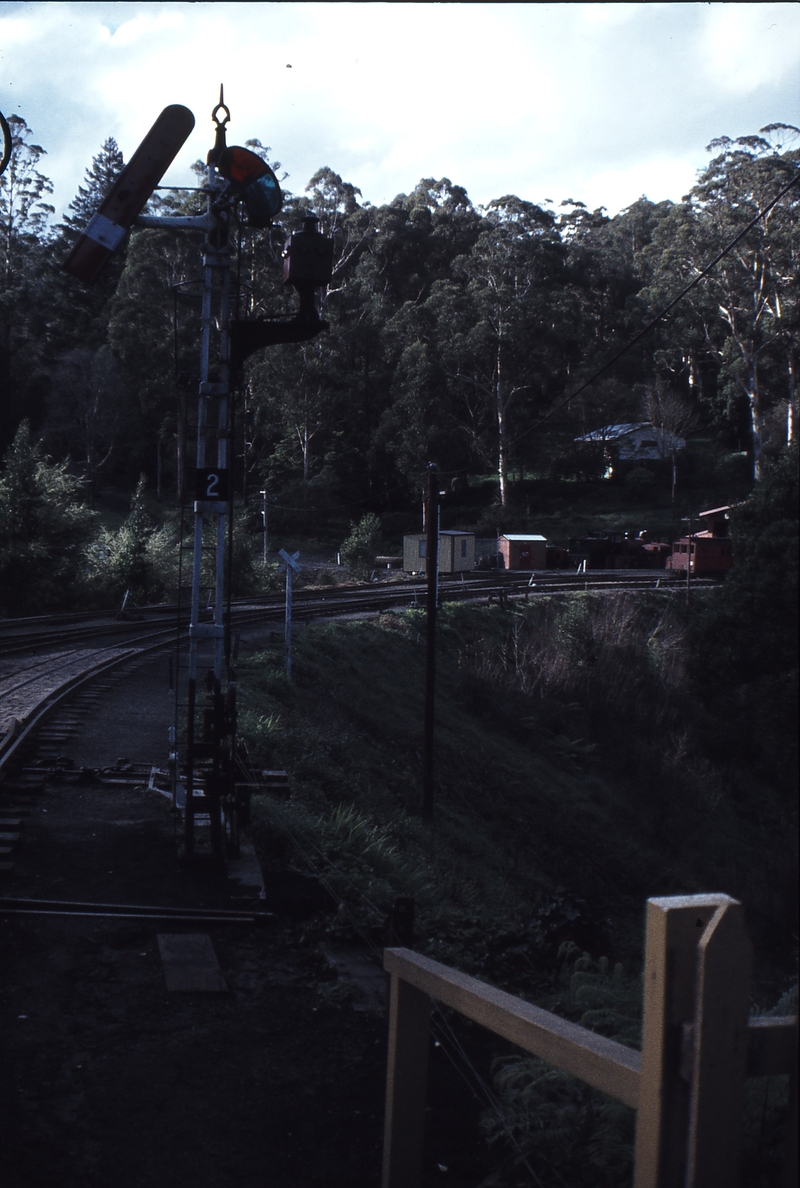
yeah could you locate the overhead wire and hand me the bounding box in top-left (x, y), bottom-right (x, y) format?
top-left (429, 1003), bottom-right (551, 1186)
top-left (511, 166), bottom-right (800, 449)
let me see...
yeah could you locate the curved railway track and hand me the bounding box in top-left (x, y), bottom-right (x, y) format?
top-left (0, 568), bottom-right (694, 660)
top-left (0, 565), bottom-right (700, 805)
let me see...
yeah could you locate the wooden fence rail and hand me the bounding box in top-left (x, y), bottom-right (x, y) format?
top-left (382, 893), bottom-right (797, 1188)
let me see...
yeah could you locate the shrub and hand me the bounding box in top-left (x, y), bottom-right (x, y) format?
top-left (0, 422), bottom-right (97, 615)
top-left (340, 512), bottom-right (381, 577)
top-left (86, 475), bottom-right (163, 606)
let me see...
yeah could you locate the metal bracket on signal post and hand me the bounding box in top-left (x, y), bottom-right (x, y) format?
top-left (229, 212), bottom-right (334, 372)
top-left (229, 314), bottom-right (329, 371)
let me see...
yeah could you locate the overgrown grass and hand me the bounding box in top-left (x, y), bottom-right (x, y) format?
top-left (236, 594), bottom-right (796, 1186)
top-left (238, 595), bottom-right (795, 973)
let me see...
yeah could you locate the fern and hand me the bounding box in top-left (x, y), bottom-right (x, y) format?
top-left (479, 944), bottom-right (640, 1187)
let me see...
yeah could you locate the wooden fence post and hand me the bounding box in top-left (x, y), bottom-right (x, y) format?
top-left (382, 969), bottom-right (431, 1188)
top-left (381, 906), bottom-right (792, 1188)
top-left (781, 1042), bottom-right (797, 1188)
top-left (685, 898), bottom-right (752, 1185)
top-left (634, 894), bottom-right (732, 1188)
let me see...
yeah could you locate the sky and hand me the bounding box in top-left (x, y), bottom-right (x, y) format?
top-left (1, 1), bottom-right (799, 223)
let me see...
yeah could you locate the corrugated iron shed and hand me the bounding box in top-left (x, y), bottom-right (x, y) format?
top-left (498, 534), bottom-right (547, 570)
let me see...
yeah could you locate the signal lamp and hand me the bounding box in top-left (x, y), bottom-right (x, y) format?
top-left (217, 146), bottom-right (268, 185)
top-left (217, 145), bottom-right (282, 226)
top-left (283, 214), bottom-right (334, 288)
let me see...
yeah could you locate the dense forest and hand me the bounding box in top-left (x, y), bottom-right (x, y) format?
top-left (1, 116), bottom-right (798, 517)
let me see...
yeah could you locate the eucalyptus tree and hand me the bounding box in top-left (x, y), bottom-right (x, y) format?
top-left (544, 197), bottom-right (682, 451)
top-left (374, 296), bottom-right (463, 491)
top-left (432, 195), bottom-right (567, 504)
top-left (0, 115), bottom-right (53, 286)
top-left (364, 179), bottom-right (483, 498)
top-left (106, 219), bottom-right (206, 490)
top-left (43, 345), bottom-right (135, 491)
top-left (0, 115), bottom-right (54, 448)
top-left (642, 126), bottom-right (800, 479)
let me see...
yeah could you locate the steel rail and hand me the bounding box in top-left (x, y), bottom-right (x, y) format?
top-left (0, 574), bottom-right (696, 658)
top-left (0, 895), bottom-right (269, 924)
top-left (0, 895), bottom-right (269, 917)
top-left (0, 624), bottom-right (195, 776)
top-left (1, 571), bottom-right (694, 776)
top-left (0, 570), bottom-right (687, 648)
top-left (0, 906), bottom-right (260, 924)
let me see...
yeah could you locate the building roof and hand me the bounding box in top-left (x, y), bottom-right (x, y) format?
top-left (698, 505), bottom-right (733, 518)
top-left (500, 534), bottom-right (547, 542)
top-left (574, 423), bottom-right (653, 442)
top-left (403, 530), bottom-right (474, 538)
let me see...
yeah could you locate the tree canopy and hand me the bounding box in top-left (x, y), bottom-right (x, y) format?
top-left (0, 116), bottom-right (797, 516)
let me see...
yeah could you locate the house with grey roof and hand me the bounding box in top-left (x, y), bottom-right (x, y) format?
top-left (574, 423), bottom-right (686, 477)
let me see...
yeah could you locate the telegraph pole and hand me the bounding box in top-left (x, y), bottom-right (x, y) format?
top-left (682, 513), bottom-right (694, 609)
top-left (422, 464), bottom-right (440, 820)
top-left (260, 489), bottom-right (268, 565)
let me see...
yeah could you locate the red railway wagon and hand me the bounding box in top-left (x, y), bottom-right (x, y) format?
top-left (667, 506), bottom-right (735, 576)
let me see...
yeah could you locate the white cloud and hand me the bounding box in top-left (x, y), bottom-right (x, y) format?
top-left (1, 1), bottom-right (798, 220)
top-left (105, 8), bottom-right (185, 47)
top-left (577, 156), bottom-right (699, 215)
top-left (701, 2), bottom-right (800, 95)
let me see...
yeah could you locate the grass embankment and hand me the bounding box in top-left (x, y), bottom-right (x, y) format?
top-left (237, 594), bottom-right (795, 985)
top-left (236, 594), bottom-right (796, 1186)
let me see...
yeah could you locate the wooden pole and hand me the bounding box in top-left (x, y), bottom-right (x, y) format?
top-left (685, 899), bottom-right (752, 1186)
top-left (634, 894), bottom-right (726, 1188)
top-left (382, 971), bottom-right (430, 1188)
top-left (260, 489), bottom-right (268, 565)
top-left (781, 1041), bottom-right (798, 1188)
top-left (422, 463), bottom-right (439, 820)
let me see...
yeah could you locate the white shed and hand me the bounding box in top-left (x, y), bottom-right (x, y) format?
top-left (403, 531), bottom-right (475, 574)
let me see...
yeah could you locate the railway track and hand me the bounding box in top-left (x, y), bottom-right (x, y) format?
top-left (0, 568), bottom-right (694, 661)
top-left (0, 565), bottom-right (698, 852)
top-left (0, 567), bottom-right (698, 774)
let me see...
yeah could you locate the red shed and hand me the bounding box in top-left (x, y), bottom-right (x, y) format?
top-left (498, 534), bottom-right (547, 570)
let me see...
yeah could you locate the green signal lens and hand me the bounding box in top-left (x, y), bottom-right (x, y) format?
top-left (243, 171), bottom-right (283, 227)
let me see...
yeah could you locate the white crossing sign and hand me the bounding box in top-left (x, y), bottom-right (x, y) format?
top-left (279, 548), bottom-right (301, 573)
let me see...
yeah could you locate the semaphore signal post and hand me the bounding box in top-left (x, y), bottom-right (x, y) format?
top-left (63, 89), bottom-right (333, 865)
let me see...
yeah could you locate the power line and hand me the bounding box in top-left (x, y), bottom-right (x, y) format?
top-left (512, 166), bottom-right (800, 447)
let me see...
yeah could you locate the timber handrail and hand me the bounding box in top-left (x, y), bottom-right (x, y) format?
top-left (384, 946), bottom-right (642, 1108)
top-left (382, 893), bottom-right (797, 1188)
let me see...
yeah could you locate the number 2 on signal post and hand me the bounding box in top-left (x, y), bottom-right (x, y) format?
top-left (194, 468), bottom-right (230, 501)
